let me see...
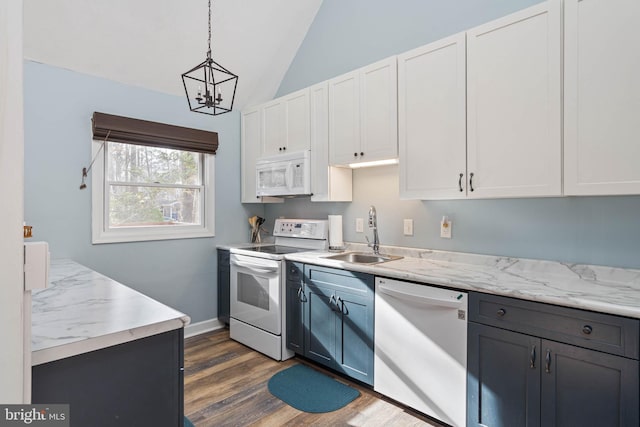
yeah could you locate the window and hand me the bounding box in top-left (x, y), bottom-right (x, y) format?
top-left (92, 140), bottom-right (215, 243)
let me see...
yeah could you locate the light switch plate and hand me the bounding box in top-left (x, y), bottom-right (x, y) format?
top-left (403, 219), bottom-right (413, 236)
top-left (356, 218), bottom-right (364, 233)
top-left (440, 217), bottom-right (452, 239)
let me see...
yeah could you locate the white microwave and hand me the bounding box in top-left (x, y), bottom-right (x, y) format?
top-left (256, 150), bottom-right (311, 197)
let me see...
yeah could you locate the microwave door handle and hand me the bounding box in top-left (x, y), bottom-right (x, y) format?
top-left (285, 163), bottom-right (294, 191)
top-left (231, 259), bottom-right (279, 274)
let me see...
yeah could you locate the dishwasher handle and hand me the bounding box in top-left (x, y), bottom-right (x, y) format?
top-left (378, 284), bottom-right (465, 309)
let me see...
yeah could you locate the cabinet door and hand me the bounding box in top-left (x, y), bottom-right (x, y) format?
top-left (241, 106), bottom-right (283, 204)
top-left (262, 99), bottom-right (285, 155)
top-left (467, 323), bottom-right (541, 427)
top-left (329, 69), bottom-right (360, 166)
top-left (283, 88), bottom-right (311, 152)
top-left (310, 82), bottom-right (352, 202)
top-left (540, 340), bottom-right (639, 427)
top-left (466, 2), bottom-right (561, 198)
top-left (241, 106), bottom-right (263, 203)
top-left (359, 56), bottom-right (398, 163)
top-left (285, 262), bottom-right (304, 354)
top-left (335, 289), bottom-right (374, 385)
top-left (398, 33), bottom-right (467, 200)
top-left (285, 280), bottom-right (304, 354)
top-left (217, 249), bottom-right (230, 325)
top-left (304, 282), bottom-right (336, 366)
top-left (564, 0), bottom-right (640, 195)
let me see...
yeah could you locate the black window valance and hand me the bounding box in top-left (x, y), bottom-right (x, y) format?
top-left (92, 112), bottom-right (219, 154)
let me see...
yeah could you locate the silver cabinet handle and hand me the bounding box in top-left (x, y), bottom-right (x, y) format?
top-left (530, 345), bottom-right (536, 369)
top-left (297, 286), bottom-right (307, 303)
top-left (545, 349), bottom-right (551, 373)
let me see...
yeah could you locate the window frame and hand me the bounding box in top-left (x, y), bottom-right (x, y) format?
top-left (91, 139), bottom-right (215, 244)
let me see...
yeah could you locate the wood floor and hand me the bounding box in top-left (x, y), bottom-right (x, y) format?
top-left (184, 329), bottom-right (442, 427)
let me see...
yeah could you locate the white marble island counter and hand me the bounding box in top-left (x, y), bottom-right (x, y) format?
top-left (285, 244), bottom-right (640, 320)
top-left (32, 259), bottom-right (190, 366)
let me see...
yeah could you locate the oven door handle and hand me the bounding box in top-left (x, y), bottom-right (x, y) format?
top-left (231, 259), bottom-right (280, 274)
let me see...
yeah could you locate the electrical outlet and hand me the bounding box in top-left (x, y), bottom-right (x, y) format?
top-left (440, 216), bottom-right (452, 239)
top-left (356, 218), bottom-right (364, 233)
top-left (403, 219), bottom-right (413, 236)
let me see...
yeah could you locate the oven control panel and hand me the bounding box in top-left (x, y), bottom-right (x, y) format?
top-left (273, 219), bottom-right (328, 240)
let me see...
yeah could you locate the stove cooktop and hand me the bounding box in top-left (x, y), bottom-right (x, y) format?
top-left (236, 245), bottom-right (312, 255)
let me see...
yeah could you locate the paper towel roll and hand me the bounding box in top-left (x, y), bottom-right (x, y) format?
top-left (328, 215), bottom-right (344, 249)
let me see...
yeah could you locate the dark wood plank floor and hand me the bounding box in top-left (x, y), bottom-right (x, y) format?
top-left (184, 329), bottom-right (442, 427)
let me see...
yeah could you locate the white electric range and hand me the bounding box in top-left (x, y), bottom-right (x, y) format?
top-left (229, 219), bottom-right (328, 361)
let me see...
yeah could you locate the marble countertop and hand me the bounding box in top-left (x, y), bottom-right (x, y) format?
top-left (31, 259), bottom-right (190, 366)
top-left (285, 243), bottom-right (640, 319)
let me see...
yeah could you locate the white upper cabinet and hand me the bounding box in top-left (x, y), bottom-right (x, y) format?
top-left (262, 100), bottom-right (285, 155)
top-left (466, 1), bottom-right (562, 198)
top-left (241, 106), bottom-right (263, 203)
top-left (329, 57), bottom-right (398, 166)
top-left (309, 82), bottom-right (352, 202)
top-left (564, 0), bottom-right (640, 195)
top-left (398, 33), bottom-right (467, 200)
top-left (241, 106), bottom-right (282, 204)
top-left (262, 88), bottom-right (310, 156)
top-left (329, 70), bottom-right (360, 165)
top-left (359, 57), bottom-right (399, 163)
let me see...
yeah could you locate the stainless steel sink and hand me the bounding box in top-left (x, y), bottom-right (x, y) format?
top-left (325, 252), bottom-right (403, 264)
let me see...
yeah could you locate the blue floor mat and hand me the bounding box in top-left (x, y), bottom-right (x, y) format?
top-left (267, 364), bottom-right (360, 413)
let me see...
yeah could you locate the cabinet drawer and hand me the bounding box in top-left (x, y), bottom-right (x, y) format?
top-left (304, 264), bottom-right (374, 296)
top-left (469, 292), bottom-right (639, 359)
top-left (285, 261), bottom-right (303, 284)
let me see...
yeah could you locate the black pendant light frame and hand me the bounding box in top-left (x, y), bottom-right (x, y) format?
top-left (182, 0), bottom-right (238, 116)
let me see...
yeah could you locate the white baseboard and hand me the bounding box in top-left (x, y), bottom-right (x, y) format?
top-left (184, 318), bottom-right (227, 339)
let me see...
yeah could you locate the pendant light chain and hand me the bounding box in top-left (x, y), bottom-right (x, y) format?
top-left (207, 0), bottom-right (212, 59)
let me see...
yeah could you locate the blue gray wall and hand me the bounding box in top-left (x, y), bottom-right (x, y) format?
top-left (268, 0), bottom-right (640, 269)
top-left (24, 61), bottom-right (261, 323)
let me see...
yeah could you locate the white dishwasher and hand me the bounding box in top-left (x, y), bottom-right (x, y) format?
top-left (374, 277), bottom-right (467, 427)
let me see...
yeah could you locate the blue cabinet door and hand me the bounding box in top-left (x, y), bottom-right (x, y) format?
top-left (216, 249), bottom-right (230, 325)
top-left (285, 262), bottom-right (305, 354)
top-left (335, 289), bottom-right (374, 385)
top-left (285, 280), bottom-right (304, 354)
top-left (541, 339), bottom-right (639, 427)
top-left (305, 282), bottom-right (336, 366)
top-left (467, 322), bottom-right (541, 427)
top-left (303, 264), bottom-right (374, 384)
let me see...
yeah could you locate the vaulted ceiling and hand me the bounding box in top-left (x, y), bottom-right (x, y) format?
top-left (23, 0), bottom-right (323, 110)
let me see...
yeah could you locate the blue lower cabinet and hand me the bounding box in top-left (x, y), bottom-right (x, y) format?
top-left (540, 339), bottom-right (639, 427)
top-left (302, 264), bottom-right (374, 385)
top-left (467, 322), bottom-right (540, 427)
top-left (33, 329), bottom-right (184, 427)
top-left (217, 249), bottom-right (230, 325)
top-left (285, 262), bottom-right (305, 354)
top-left (305, 282), bottom-right (337, 365)
top-left (335, 290), bottom-right (374, 385)
top-left (468, 322), bottom-right (640, 427)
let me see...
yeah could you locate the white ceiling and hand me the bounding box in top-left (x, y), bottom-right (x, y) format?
top-left (23, 0), bottom-right (323, 110)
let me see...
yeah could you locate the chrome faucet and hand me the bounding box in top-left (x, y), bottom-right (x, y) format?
top-left (366, 205), bottom-right (380, 255)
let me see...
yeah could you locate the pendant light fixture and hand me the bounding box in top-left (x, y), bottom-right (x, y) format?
top-left (182, 0), bottom-right (238, 116)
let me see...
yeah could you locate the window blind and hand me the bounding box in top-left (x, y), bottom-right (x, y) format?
top-left (92, 112), bottom-right (219, 154)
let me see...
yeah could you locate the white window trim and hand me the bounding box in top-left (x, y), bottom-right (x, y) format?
top-left (91, 139), bottom-right (215, 244)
